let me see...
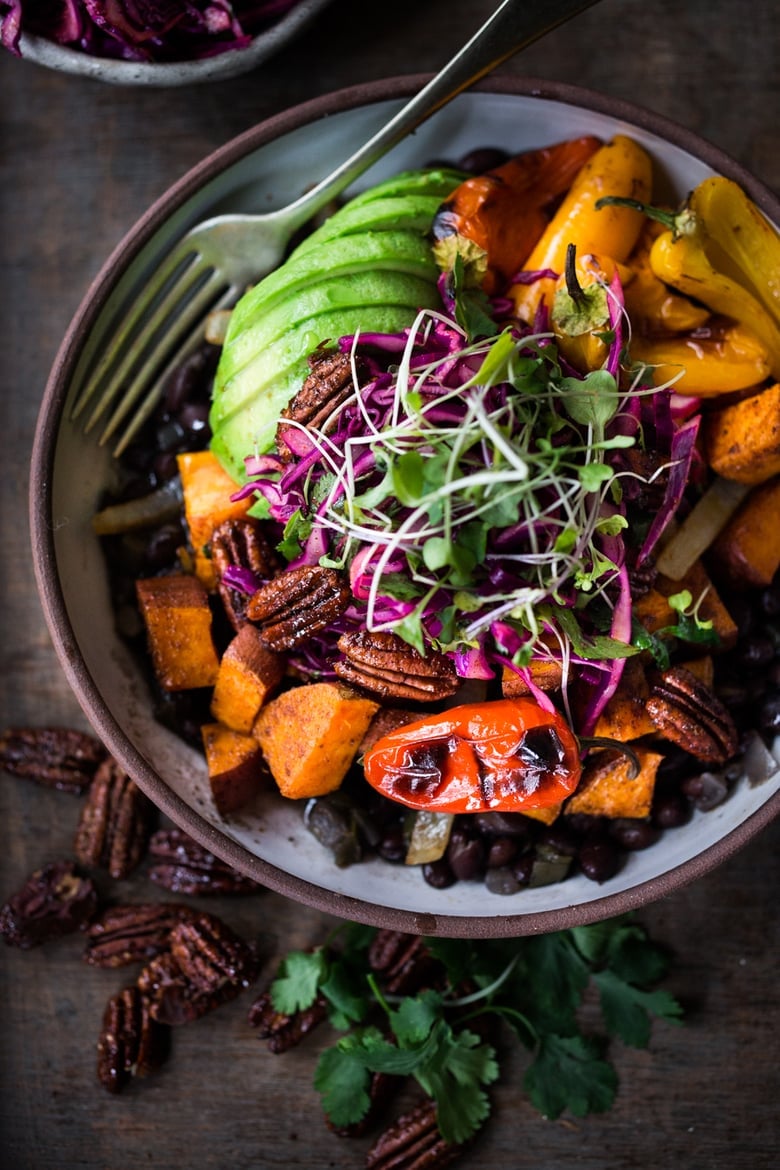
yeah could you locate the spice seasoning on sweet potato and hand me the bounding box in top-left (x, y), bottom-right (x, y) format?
top-left (707, 475), bottom-right (780, 589)
top-left (201, 722), bottom-right (266, 815)
top-left (210, 624), bottom-right (286, 733)
top-left (177, 450), bottom-right (250, 590)
top-left (566, 746), bottom-right (663, 819)
top-left (253, 682), bottom-right (379, 800)
top-left (703, 381), bottom-right (780, 484)
top-left (135, 574), bottom-right (220, 691)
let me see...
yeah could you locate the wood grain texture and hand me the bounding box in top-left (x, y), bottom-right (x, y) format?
top-left (1, 0), bottom-right (778, 1166)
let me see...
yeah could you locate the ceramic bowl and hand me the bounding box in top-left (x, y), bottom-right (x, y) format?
top-left (16, 0), bottom-right (334, 86)
top-left (30, 78), bottom-right (780, 937)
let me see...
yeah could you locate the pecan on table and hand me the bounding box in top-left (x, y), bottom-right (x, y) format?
top-left (74, 757), bottom-right (156, 880)
top-left (210, 517), bottom-right (281, 630)
top-left (335, 630), bottom-right (460, 703)
top-left (0, 726), bottom-right (106, 794)
top-left (147, 827), bottom-right (263, 896)
top-left (247, 988), bottom-right (328, 1053)
top-left (275, 348), bottom-right (362, 461)
top-left (246, 565), bottom-right (350, 651)
top-left (97, 985), bottom-right (169, 1094)
top-left (646, 665), bottom-right (740, 764)
top-left (368, 929), bottom-right (443, 997)
top-left (0, 859), bottom-right (98, 949)
top-left (366, 1099), bottom-right (465, 1170)
top-left (84, 902), bottom-right (198, 968)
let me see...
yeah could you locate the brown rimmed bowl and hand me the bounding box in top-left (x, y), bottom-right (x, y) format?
top-left (30, 77), bottom-right (780, 937)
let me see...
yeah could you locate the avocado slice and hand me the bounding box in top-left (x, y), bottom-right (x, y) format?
top-left (329, 166), bottom-right (466, 207)
top-left (224, 229), bottom-right (437, 343)
top-left (289, 195), bottom-right (443, 258)
top-left (210, 301), bottom-right (427, 480)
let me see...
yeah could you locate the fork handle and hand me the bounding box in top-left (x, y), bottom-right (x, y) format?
top-left (278, 0), bottom-right (601, 231)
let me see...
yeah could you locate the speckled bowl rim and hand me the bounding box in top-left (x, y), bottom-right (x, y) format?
top-left (17, 0), bottom-right (335, 87)
top-left (31, 76), bottom-right (780, 937)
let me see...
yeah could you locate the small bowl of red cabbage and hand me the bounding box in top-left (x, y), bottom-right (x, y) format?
top-left (2, 0), bottom-right (335, 85)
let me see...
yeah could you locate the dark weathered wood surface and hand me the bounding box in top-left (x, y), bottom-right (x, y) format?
top-left (1, 1), bottom-right (778, 1166)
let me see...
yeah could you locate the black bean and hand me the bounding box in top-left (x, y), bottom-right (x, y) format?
top-left (737, 634), bottom-right (776, 670)
top-left (377, 824), bottom-right (407, 864)
top-left (456, 147), bottom-right (510, 173)
top-left (484, 866), bottom-right (522, 896)
top-left (152, 452), bottom-right (180, 483)
top-left (446, 831), bottom-right (485, 882)
top-left (472, 811), bottom-right (532, 840)
top-left (511, 852), bottom-right (534, 885)
top-left (422, 858), bottom-right (456, 889)
top-left (681, 770), bottom-right (729, 811)
top-left (652, 791), bottom-right (690, 829)
top-left (538, 824), bottom-right (580, 857)
top-left (177, 401), bottom-right (210, 441)
top-left (144, 522), bottom-right (184, 571)
top-left (485, 836), bottom-right (519, 869)
top-left (608, 818), bottom-right (660, 851)
top-left (758, 692), bottom-right (780, 735)
top-left (155, 418), bottom-right (187, 454)
top-left (759, 585), bottom-right (780, 617)
top-left (578, 839), bottom-right (620, 883)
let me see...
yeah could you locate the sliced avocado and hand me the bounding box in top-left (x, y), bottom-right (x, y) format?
top-left (214, 279), bottom-right (436, 423)
top-left (289, 195), bottom-right (444, 258)
top-left (210, 301), bottom-right (431, 480)
top-left (342, 167), bottom-right (467, 206)
top-left (225, 229), bottom-right (437, 342)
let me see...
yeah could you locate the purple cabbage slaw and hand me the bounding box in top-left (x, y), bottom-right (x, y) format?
top-left (1, 0), bottom-right (301, 61)
top-left (225, 264), bottom-right (700, 737)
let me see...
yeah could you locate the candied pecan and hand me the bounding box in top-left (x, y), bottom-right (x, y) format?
top-left (246, 565), bottom-right (350, 651)
top-left (368, 930), bottom-right (443, 996)
top-left (276, 349), bottom-right (361, 460)
top-left (0, 859), bottom-right (98, 948)
top-left (136, 950), bottom-right (203, 1026)
top-left (248, 988), bottom-right (328, 1053)
top-left (335, 630), bottom-right (460, 703)
top-left (147, 827), bottom-right (263, 895)
top-left (74, 757), bottom-right (155, 879)
top-left (97, 985), bottom-right (169, 1094)
top-left (169, 911), bottom-right (259, 995)
top-left (0, 726), bottom-right (106, 794)
top-left (366, 1099), bottom-right (464, 1170)
top-left (84, 902), bottom-right (198, 968)
top-left (646, 665), bottom-right (739, 764)
top-left (210, 517), bottom-right (281, 630)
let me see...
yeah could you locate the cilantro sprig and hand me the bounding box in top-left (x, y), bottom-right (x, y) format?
top-left (267, 916), bottom-right (683, 1145)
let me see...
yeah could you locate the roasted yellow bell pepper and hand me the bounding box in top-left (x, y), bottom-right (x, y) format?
top-left (630, 321), bottom-right (772, 396)
top-left (623, 221), bottom-right (711, 336)
top-left (550, 249), bottom-right (630, 372)
top-left (509, 135), bottom-right (652, 325)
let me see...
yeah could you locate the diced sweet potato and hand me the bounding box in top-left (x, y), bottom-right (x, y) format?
top-left (210, 625), bottom-right (286, 733)
top-left (501, 657), bottom-right (563, 698)
top-left (678, 654), bottom-right (714, 688)
top-left (521, 802), bottom-right (563, 826)
top-left (704, 382), bottom-right (780, 485)
top-left (633, 559), bottom-right (737, 651)
top-left (253, 682), bottom-right (379, 800)
top-left (358, 707), bottom-right (421, 757)
top-left (566, 746), bottom-right (664, 819)
top-left (707, 476), bottom-right (780, 589)
top-left (136, 574), bottom-right (220, 691)
top-left (177, 450), bottom-right (250, 590)
top-left (201, 722), bottom-right (266, 815)
top-left (592, 657), bottom-right (656, 741)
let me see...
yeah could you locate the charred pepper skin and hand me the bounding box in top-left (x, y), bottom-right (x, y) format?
top-left (363, 697), bottom-right (582, 815)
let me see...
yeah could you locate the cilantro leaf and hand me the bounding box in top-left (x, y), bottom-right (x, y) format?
top-left (594, 969), bottom-right (684, 1047)
top-left (525, 1033), bottom-right (618, 1119)
top-left (270, 948), bottom-right (328, 1015)
top-left (414, 1024), bottom-right (499, 1144)
top-left (313, 1035), bottom-right (374, 1128)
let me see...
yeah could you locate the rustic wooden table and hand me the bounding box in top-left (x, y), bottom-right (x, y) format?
top-left (1, 1), bottom-right (778, 1167)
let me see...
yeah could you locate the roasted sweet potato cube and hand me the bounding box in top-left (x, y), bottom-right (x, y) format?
top-left (210, 625), bottom-right (286, 733)
top-left (201, 722), bottom-right (265, 815)
top-left (521, 802), bottom-right (563, 826)
top-left (177, 450), bottom-right (250, 590)
top-left (253, 682), bottom-right (379, 800)
top-left (566, 746), bottom-right (664, 819)
top-left (708, 476), bottom-right (780, 589)
top-left (704, 382), bottom-right (780, 485)
top-left (501, 657), bottom-right (563, 698)
top-left (593, 657), bottom-right (656, 741)
top-left (136, 574), bottom-right (219, 691)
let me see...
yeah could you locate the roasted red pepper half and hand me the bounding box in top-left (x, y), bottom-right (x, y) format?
top-left (362, 698), bottom-right (582, 814)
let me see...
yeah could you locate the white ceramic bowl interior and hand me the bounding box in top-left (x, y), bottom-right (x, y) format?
top-left (17, 0), bottom-right (334, 86)
top-left (31, 80), bottom-right (780, 936)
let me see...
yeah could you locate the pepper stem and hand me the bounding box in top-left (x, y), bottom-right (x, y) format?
top-left (564, 242), bottom-right (586, 303)
top-left (578, 735), bottom-right (641, 779)
top-left (595, 194), bottom-right (680, 232)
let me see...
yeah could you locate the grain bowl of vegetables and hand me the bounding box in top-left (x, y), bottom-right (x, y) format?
top-left (31, 77), bottom-right (780, 936)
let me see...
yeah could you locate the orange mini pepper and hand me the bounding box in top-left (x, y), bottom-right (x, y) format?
top-left (363, 697), bottom-right (582, 814)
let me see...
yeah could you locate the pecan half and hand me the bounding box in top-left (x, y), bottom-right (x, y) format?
top-left (97, 985), bottom-right (169, 1094)
top-left (366, 1100), bottom-right (464, 1170)
top-left (0, 859), bottom-right (98, 948)
top-left (147, 827), bottom-right (263, 895)
top-left (335, 630), bottom-right (460, 703)
top-left (0, 726), bottom-right (106, 794)
top-left (169, 911), bottom-right (259, 995)
top-left (210, 517), bottom-right (281, 630)
top-left (246, 565), bottom-right (350, 651)
top-left (276, 349), bottom-right (361, 461)
top-left (368, 930), bottom-right (443, 996)
top-left (247, 989), bottom-right (328, 1053)
top-left (646, 665), bottom-right (739, 764)
top-left (74, 757), bottom-right (156, 879)
top-left (84, 902), bottom-right (198, 968)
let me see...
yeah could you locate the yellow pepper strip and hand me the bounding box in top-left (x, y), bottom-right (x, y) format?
top-left (649, 230), bottom-right (780, 378)
top-left (551, 250), bottom-right (630, 372)
top-left (623, 221), bottom-right (711, 335)
top-left (509, 135), bottom-right (652, 325)
top-left (630, 321), bottom-right (772, 396)
top-left (688, 177), bottom-right (780, 324)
